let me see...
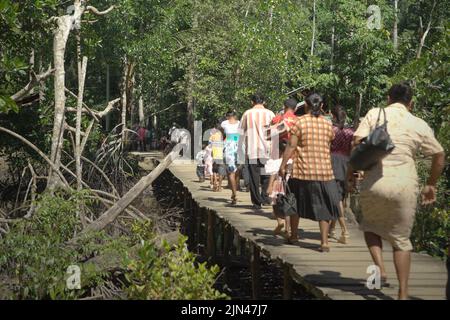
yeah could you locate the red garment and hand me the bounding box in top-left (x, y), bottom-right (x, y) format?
top-left (331, 126), bottom-right (354, 156)
top-left (270, 110), bottom-right (297, 141)
top-left (138, 127), bottom-right (147, 141)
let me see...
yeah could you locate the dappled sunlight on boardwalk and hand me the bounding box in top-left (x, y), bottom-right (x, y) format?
top-left (166, 158), bottom-right (447, 300)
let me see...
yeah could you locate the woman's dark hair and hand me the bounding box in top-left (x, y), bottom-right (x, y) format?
top-left (251, 93), bottom-right (265, 105)
top-left (305, 93), bottom-right (323, 117)
top-left (332, 105), bottom-right (347, 130)
top-left (294, 102), bottom-right (306, 116)
top-left (226, 109), bottom-right (237, 118)
top-left (388, 82), bottom-right (413, 105)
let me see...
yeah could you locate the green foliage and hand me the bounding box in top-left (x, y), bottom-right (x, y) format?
top-left (124, 222), bottom-right (227, 300)
top-left (0, 189), bottom-right (125, 299)
top-left (411, 160), bottom-right (450, 258)
top-left (412, 207), bottom-right (450, 258)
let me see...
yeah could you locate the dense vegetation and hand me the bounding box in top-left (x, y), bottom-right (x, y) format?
top-left (0, 0), bottom-right (448, 299)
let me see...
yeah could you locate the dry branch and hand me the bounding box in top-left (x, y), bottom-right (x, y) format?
top-left (0, 126), bottom-right (70, 188)
top-left (80, 120), bottom-right (95, 154)
top-left (65, 123), bottom-right (87, 137)
top-left (417, 0), bottom-right (437, 59)
top-left (72, 145), bottom-right (182, 240)
top-left (66, 96), bottom-right (120, 121)
top-left (86, 5), bottom-right (115, 16)
top-left (11, 67), bottom-right (55, 102)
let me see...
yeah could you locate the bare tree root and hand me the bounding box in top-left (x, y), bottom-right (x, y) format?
top-left (71, 144), bottom-right (182, 242)
top-left (0, 127), bottom-right (70, 188)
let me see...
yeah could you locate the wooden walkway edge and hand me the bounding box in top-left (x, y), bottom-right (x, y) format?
top-left (160, 157), bottom-right (447, 300)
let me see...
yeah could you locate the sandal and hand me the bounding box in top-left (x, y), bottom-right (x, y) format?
top-left (286, 236), bottom-right (299, 244)
top-left (273, 223), bottom-right (285, 236)
top-left (320, 244), bottom-right (330, 252)
top-left (337, 231), bottom-right (350, 244)
top-left (231, 195), bottom-right (237, 205)
top-left (329, 228), bottom-right (337, 239)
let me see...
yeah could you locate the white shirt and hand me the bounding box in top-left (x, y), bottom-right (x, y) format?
top-left (239, 107), bottom-right (275, 159)
top-left (221, 120), bottom-right (240, 136)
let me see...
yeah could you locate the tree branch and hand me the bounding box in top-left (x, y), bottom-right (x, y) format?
top-left (86, 5), bottom-right (115, 16)
top-left (66, 94), bottom-right (120, 120)
top-left (11, 67), bottom-right (55, 102)
top-left (417, 0), bottom-right (437, 59)
top-left (70, 144), bottom-right (182, 241)
top-left (65, 123), bottom-right (86, 137)
top-left (0, 126), bottom-right (70, 188)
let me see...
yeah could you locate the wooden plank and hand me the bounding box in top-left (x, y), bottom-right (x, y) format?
top-left (167, 161), bottom-right (448, 301)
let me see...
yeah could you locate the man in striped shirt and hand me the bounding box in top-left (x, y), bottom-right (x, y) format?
top-left (239, 93), bottom-right (275, 209)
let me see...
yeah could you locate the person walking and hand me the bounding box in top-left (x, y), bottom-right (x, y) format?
top-left (266, 98), bottom-right (298, 237)
top-left (239, 93), bottom-right (275, 210)
top-left (195, 143), bottom-right (207, 182)
top-left (137, 125), bottom-right (147, 152)
top-left (210, 123), bottom-right (226, 192)
top-left (221, 110), bottom-right (241, 205)
top-left (204, 143), bottom-right (214, 189)
top-left (350, 83), bottom-right (445, 300)
top-left (279, 93), bottom-right (340, 250)
top-left (328, 105), bottom-right (353, 244)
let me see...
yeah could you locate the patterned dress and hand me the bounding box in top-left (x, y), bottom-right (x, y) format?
top-left (354, 103), bottom-right (444, 251)
top-left (221, 120), bottom-right (240, 173)
top-left (288, 114), bottom-right (341, 221)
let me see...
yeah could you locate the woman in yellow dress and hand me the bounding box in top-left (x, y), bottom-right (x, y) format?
top-left (351, 83), bottom-right (445, 300)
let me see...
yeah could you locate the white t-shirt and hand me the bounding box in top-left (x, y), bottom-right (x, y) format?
top-left (221, 120), bottom-right (240, 136)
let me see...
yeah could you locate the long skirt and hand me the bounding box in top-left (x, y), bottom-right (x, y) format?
top-left (331, 153), bottom-right (349, 201)
top-left (287, 178), bottom-right (340, 221)
top-left (359, 176), bottom-right (418, 251)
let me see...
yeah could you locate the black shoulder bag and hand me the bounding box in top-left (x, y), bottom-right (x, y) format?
top-left (273, 179), bottom-right (297, 217)
top-left (349, 107), bottom-right (395, 171)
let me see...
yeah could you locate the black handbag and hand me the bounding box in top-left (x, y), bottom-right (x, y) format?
top-left (349, 107), bottom-right (395, 171)
top-left (273, 179), bottom-right (297, 217)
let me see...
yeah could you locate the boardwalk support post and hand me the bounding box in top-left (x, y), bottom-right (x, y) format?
top-left (207, 210), bottom-right (216, 259)
top-left (250, 242), bottom-right (261, 299)
top-left (196, 207), bottom-right (203, 254)
top-left (283, 264), bottom-right (293, 300)
top-left (223, 223), bottom-right (232, 282)
top-left (189, 199), bottom-right (197, 249)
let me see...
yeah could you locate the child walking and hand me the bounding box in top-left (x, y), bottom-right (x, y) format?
top-left (195, 144), bottom-right (207, 182)
top-left (209, 124), bottom-right (225, 192)
top-left (204, 143), bottom-right (213, 188)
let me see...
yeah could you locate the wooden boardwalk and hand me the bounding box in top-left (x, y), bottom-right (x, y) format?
top-left (154, 155), bottom-right (447, 300)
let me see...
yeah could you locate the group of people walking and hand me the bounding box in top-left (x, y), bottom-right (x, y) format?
top-left (191, 82), bottom-right (445, 300)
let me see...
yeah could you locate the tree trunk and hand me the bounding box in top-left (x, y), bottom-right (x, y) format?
top-left (75, 56), bottom-right (87, 188)
top-left (416, 0), bottom-right (436, 59)
top-left (310, 0), bottom-right (316, 57)
top-left (186, 5), bottom-right (198, 143)
top-left (353, 92), bottom-right (363, 129)
top-left (48, 14), bottom-right (73, 189)
top-left (105, 64), bottom-right (111, 131)
top-left (138, 96), bottom-right (145, 125)
top-left (269, 6), bottom-right (274, 27)
top-left (120, 57), bottom-right (128, 143)
top-left (331, 25), bottom-right (335, 72)
top-left (393, 0), bottom-right (398, 51)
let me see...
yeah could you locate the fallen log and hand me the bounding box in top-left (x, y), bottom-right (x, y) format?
top-left (72, 144), bottom-right (182, 241)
